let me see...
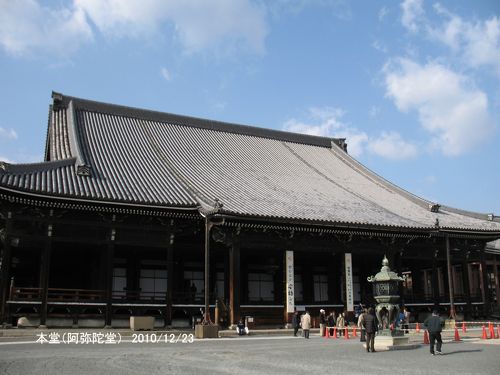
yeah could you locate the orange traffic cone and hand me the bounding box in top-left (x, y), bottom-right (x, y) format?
top-left (333, 327), bottom-right (338, 339)
top-left (416, 322), bottom-right (421, 333)
top-left (454, 327), bottom-right (461, 341)
top-left (353, 325), bottom-right (357, 337)
top-left (325, 328), bottom-right (330, 339)
top-left (344, 327), bottom-right (349, 339)
top-left (482, 325), bottom-right (488, 340)
top-left (497, 325), bottom-right (500, 339)
top-left (489, 323), bottom-right (495, 339)
top-left (423, 330), bottom-right (429, 344)
top-left (462, 321), bottom-right (466, 333)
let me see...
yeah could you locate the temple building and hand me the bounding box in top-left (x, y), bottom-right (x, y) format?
top-left (1, 92), bottom-right (499, 328)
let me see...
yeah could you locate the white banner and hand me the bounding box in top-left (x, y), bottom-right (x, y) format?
top-left (345, 253), bottom-right (354, 312)
top-left (285, 251), bottom-right (294, 313)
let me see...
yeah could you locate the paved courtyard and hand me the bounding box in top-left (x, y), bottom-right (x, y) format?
top-left (0, 334), bottom-right (498, 375)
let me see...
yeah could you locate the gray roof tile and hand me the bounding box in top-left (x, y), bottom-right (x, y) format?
top-left (1, 93), bottom-right (499, 233)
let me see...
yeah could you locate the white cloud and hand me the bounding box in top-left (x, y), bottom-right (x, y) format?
top-left (384, 58), bottom-right (495, 156)
top-left (283, 107), bottom-right (368, 158)
top-left (268, 1), bottom-right (352, 21)
top-left (0, 0), bottom-right (267, 57)
top-left (0, 127), bottom-right (18, 140)
top-left (0, 0), bottom-right (93, 57)
top-left (76, 0), bottom-right (267, 55)
top-left (400, 0), bottom-right (424, 33)
top-left (160, 67), bottom-right (171, 81)
top-left (367, 131), bottom-right (418, 160)
top-left (283, 107), bottom-right (421, 160)
top-left (428, 4), bottom-right (500, 77)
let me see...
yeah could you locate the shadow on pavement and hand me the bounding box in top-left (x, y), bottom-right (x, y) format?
top-left (441, 349), bottom-right (483, 355)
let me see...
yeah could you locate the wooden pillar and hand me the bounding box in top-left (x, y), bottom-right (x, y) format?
top-left (493, 256), bottom-right (500, 308)
top-left (165, 230), bottom-right (174, 326)
top-left (40, 211), bottom-right (54, 327)
top-left (0, 212), bottom-right (13, 325)
top-left (432, 252), bottom-right (440, 307)
top-left (445, 235), bottom-right (456, 319)
top-left (105, 217), bottom-right (116, 327)
top-left (203, 217), bottom-right (211, 323)
top-left (479, 245), bottom-right (491, 316)
top-left (229, 232), bottom-right (240, 327)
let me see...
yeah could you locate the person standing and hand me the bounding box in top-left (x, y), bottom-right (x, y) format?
top-left (292, 310), bottom-right (300, 337)
top-left (319, 309), bottom-right (327, 336)
top-left (403, 306), bottom-right (410, 334)
top-left (301, 310), bottom-right (311, 339)
top-left (357, 308), bottom-right (367, 342)
top-left (363, 307), bottom-right (377, 352)
top-left (336, 311), bottom-right (345, 337)
top-left (327, 311), bottom-right (336, 337)
top-left (424, 310), bottom-right (443, 355)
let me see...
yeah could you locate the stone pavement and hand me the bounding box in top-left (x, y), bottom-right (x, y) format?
top-left (0, 331), bottom-right (499, 375)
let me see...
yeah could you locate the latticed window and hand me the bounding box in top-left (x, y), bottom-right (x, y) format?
top-left (140, 269), bottom-right (167, 299)
top-left (112, 268), bottom-right (127, 297)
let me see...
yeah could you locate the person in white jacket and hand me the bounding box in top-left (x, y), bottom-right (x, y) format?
top-left (301, 311), bottom-right (311, 339)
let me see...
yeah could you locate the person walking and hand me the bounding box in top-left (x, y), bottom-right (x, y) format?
top-left (301, 310), bottom-right (311, 339)
top-left (363, 307), bottom-right (377, 352)
top-left (424, 309), bottom-right (443, 355)
top-left (292, 310), bottom-right (300, 337)
top-left (357, 308), bottom-right (367, 342)
top-left (319, 309), bottom-right (327, 337)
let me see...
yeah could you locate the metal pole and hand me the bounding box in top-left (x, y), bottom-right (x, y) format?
top-left (445, 235), bottom-right (456, 319)
top-left (204, 216), bottom-right (211, 324)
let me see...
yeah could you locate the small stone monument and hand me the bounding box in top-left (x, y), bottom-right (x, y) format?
top-left (367, 256), bottom-right (418, 351)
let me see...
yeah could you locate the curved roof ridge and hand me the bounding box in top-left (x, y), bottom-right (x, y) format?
top-left (0, 157), bottom-right (77, 174)
top-left (54, 92), bottom-right (344, 149)
top-left (329, 143), bottom-right (432, 209)
top-left (329, 144), bottom-right (496, 222)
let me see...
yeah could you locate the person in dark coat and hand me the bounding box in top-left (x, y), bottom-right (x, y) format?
top-left (424, 309), bottom-right (443, 355)
top-left (363, 307), bottom-right (377, 352)
top-left (357, 308), bottom-right (367, 342)
top-left (327, 312), bottom-right (336, 337)
top-left (319, 309), bottom-right (327, 336)
top-left (292, 310), bottom-right (300, 337)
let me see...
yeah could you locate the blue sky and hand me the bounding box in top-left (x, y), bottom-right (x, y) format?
top-left (0, 0), bottom-right (499, 215)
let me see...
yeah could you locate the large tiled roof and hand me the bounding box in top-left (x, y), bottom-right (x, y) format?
top-left (1, 92), bottom-right (500, 234)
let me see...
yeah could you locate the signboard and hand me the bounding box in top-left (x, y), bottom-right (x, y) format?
top-left (345, 253), bottom-right (354, 312)
top-left (285, 251), bottom-right (294, 313)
